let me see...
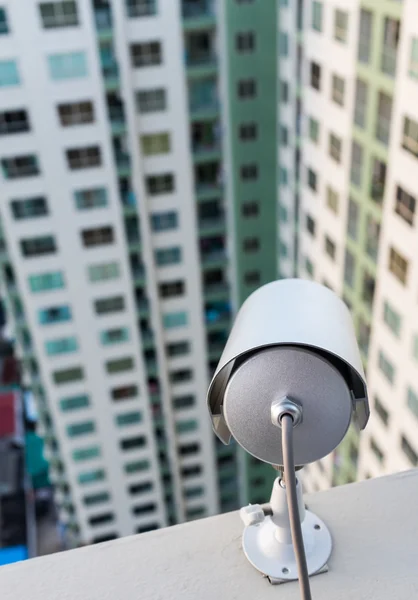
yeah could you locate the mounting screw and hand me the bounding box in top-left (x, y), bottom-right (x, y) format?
top-left (271, 396), bottom-right (303, 428)
top-left (240, 504), bottom-right (265, 527)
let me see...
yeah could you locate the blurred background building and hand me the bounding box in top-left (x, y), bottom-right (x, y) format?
top-left (0, 0), bottom-right (278, 545)
top-left (1, 0), bottom-right (418, 551)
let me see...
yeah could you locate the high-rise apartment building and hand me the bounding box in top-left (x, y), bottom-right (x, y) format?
top-left (0, 0), bottom-right (278, 545)
top-left (278, 0), bottom-right (418, 492)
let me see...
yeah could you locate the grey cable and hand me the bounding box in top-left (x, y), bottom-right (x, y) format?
top-left (281, 413), bottom-right (313, 600)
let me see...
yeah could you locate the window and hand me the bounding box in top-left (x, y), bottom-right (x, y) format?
top-left (72, 446), bottom-right (101, 462)
top-left (373, 396), bottom-right (389, 427)
top-left (305, 257), bottom-right (314, 277)
top-left (310, 62), bottom-right (321, 91)
top-left (126, 0), bottom-right (157, 18)
top-left (334, 9), bottom-right (348, 43)
top-left (2, 155), bottom-right (40, 179)
top-left (179, 442), bottom-right (200, 457)
top-left (170, 369), bottom-right (193, 384)
top-left (29, 271), bottom-right (64, 293)
top-left (358, 9), bottom-right (372, 63)
top-left (242, 201), bottom-right (259, 217)
top-left (279, 242), bottom-right (288, 258)
top-left (67, 420), bottom-right (95, 438)
top-left (350, 141), bottom-right (363, 187)
top-left (89, 512), bottom-right (114, 527)
top-left (88, 261), bottom-right (120, 283)
top-left (132, 502), bottom-right (156, 516)
top-left (370, 437), bottom-right (384, 463)
top-left (312, 1), bottom-right (322, 32)
top-left (130, 41), bottom-right (162, 67)
top-left (48, 52), bottom-right (87, 80)
top-left (57, 101), bottom-right (94, 127)
top-left (0, 109), bottom-right (30, 135)
top-left (155, 246), bottom-right (182, 266)
top-left (402, 116), bottom-right (418, 158)
top-left (39, 2), bottom-right (78, 28)
top-left (74, 188), bottom-right (108, 211)
top-left (243, 237), bottom-right (259, 253)
top-left (280, 80), bottom-right (289, 103)
top-left (354, 79), bottom-right (368, 128)
top-left (21, 235), bottom-right (56, 258)
top-left (332, 74), bottom-right (345, 106)
top-left (129, 482), bottom-right (153, 495)
top-left (81, 226), bottom-right (114, 248)
top-left (401, 435), bottom-right (418, 466)
top-left (395, 185), bottom-right (415, 226)
top-left (53, 366), bottom-right (84, 385)
top-left (78, 469), bottom-right (106, 485)
top-left (409, 38), bottom-right (418, 80)
top-left (66, 146), bottom-right (101, 169)
top-left (141, 132), bottom-right (170, 156)
top-left (237, 79), bottom-right (257, 99)
top-left (326, 186), bottom-right (339, 214)
top-left (83, 492), bottom-right (110, 506)
top-left (378, 350), bottom-right (395, 384)
top-left (166, 341), bottom-right (190, 357)
top-left (407, 386), bottom-right (418, 420)
top-left (116, 411), bottom-right (142, 427)
top-left (106, 357), bottom-right (134, 375)
top-left (146, 173), bottom-right (174, 195)
top-left (176, 419), bottom-right (198, 434)
top-left (236, 31), bottom-right (255, 53)
top-left (344, 249), bottom-right (355, 287)
top-left (362, 270), bottom-right (375, 308)
top-left (329, 133), bottom-right (342, 163)
top-left (325, 236), bottom-right (336, 260)
top-left (172, 396), bottom-right (196, 413)
top-left (244, 271), bottom-right (260, 285)
top-left (239, 122), bottom-right (258, 141)
top-left (376, 92), bottom-right (392, 146)
top-left (39, 305), bottom-right (72, 325)
top-left (94, 296), bottom-right (125, 316)
top-left (307, 167), bottom-right (317, 191)
top-left (365, 215), bottom-right (380, 262)
top-left (124, 459), bottom-right (150, 474)
top-left (159, 280), bottom-right (185, 299)
top-left (136, 88), bottom-right (166, 113)
top-left (151, 211), bottom-right (178, 232)
top-left (111, 385), bottom-right (138, 402)
top-left (279, 167), bottom-right (288, 185)
top-left (240, 164), bottom-right (258, 181)
top-left (370, 158), bottom-right (386, 203)
top-left (388, 246), bottom-right (408, 285)
top-left (120, 436), bottom-right (146, 451)
top-left (100, 327), bottom-right (130, 345)
top-left (309, 117), bottom-right (319, 143)
top-left (60, 394), bottom-right (90, 412)
top-left (381, 17), bottom-right (400, 77)
top-left (181, 464), bottom-right (202, 478)
top-left (0, 60), bottom-right (20, 87)
top-left (0, 7), bottom-right (9, 34)
top-left (280, 125), bottom-right (288, 146)
top-left (11, 197), bottom-right (48, 220)
top-left (278, 32), bottom-right (288, 56)
top-left (184, 486), bottom-right (204, 499)
top-left (163, 311), bottom-right (188, 329)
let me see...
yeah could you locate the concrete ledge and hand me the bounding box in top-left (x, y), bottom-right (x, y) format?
top-left (1, 469), bottom-right (418, 599)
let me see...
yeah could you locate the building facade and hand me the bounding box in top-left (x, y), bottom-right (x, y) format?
top-left (0, 0), bottom-right (278, 545)
top-left (277, 0), bottom-right (418, 491)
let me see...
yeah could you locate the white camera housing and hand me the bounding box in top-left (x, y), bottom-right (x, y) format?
top-left (207, 278), bottom-right (369, 467)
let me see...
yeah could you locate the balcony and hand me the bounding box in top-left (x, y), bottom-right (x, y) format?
top-left (186, 53), bottom-right (217, 78)
top-left (102, 64), bottom-right (120, 90)
top-left (136, 298), bottom-right (150, 318)
top-left (94, 8), bottom-right (113, 39)
top-left (189, 97), bottom-right (219, 121)
top-left (121, 191), bottom-right (137, 216)
top-left (201, 249), bottom-right (227, 268)
top-left (109, 110), bottom-right (126, 135)
top-left (132, 266), bottom-right (145, 286)
top-left (198, 215), bottom-right (225, 236)
top-left (115, 152), bottom-right (131, 177)
top-left (182, 0), bottom-right (216, 31)
top-left (203, 281), bottom-right (229, 301)
top-left (192, 142), bottom-right (222, 163)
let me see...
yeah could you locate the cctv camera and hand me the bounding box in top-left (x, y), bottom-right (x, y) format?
top-left (207, 278), bottom-right (369, 466)
top-left (206, 278), bottom-right (369, 587)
